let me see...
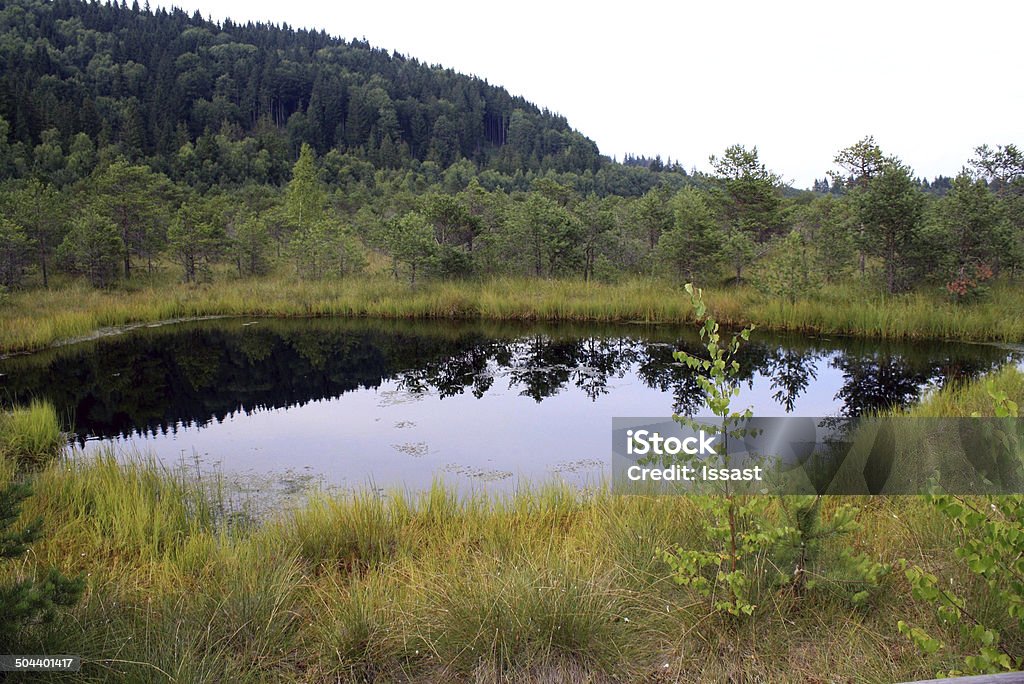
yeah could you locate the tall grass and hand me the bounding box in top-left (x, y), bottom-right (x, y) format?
top-left (3, 275), bottom-right (1022, 354)
top-left (900, 364), bottom-right (1024, 417)
top-left (0, 445), bottom-right (979, 681)
top-left (0, 399), bottom-right (63, 467)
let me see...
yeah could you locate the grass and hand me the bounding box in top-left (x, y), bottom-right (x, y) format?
top-left (2, 273), bottom-right (1023, 355)
top-left (903, 364), bottom-right (1024, 417)
top-left (4, 385), bottom-right (1024, 681)
top-left (0, 399), bottom-right (64, 467)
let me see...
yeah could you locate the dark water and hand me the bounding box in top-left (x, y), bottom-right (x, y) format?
top-left (0, 317), bottom-right (1019, 492)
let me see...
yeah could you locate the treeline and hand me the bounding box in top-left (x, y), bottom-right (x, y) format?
top-left (1, 132), bottom-right (1021, 302)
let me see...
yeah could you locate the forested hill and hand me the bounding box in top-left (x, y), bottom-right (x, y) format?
top-left (0, 0), bottom-right (605, 184)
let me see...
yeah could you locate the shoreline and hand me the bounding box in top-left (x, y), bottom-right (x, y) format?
top-left (3, 276), bottom-right (1023, 356)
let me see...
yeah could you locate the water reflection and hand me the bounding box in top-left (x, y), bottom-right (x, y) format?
top-left (0, 318), bottom-right (1015, 444)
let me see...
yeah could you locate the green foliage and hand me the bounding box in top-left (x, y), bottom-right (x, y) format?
top-left (831, 136), bottom-right (887, 190)
top-left (838, 144), bottom-right (927, 293)
top-left (512, 192), bottom-right (582, 277)
top-left (635, 185), bottom-right (674, 249)
top-left (985, 382), bottom-right (1020, 419)
top-left (92, 160), bottom-right (174, 278)
top-left (661, 284), bottom-right (765, 615)
top-left (0, 481), bottom-right (85, 647)
top-left (777, 496), bottom-right (890, 604)
top-left (289, 220), bottom-right (365, 280)
top-left (0, 217), bottom-right (32, 289)
top-left (1, 180), bottom-right (67, 287)
top-left (938, 172), bottom-right (1002, 272)
top-left (379, 212), bottom-right (438, 284)
top-left (0, 0), bottom-right (609, 186)
top-left (662, 285), bottom-right (888, 619)
top-left (758, 229), bottom-right (819, 304)
top-left (422, 192), bottom-right (479, 251)
top-left (57, 210), bottom-right (124, 288)
top-left (709, 144), bottom-right (783, 282)
top-left (230, 216), bottom-right (272, 276)
top-left (657, 187), bottom-right (723, 283)
top-left (660, 496), bottom-right (789, 617)
top-left (794, 194), bottom-right (856, 283)
top-left (899, 497), bottom-right (1024, 676)
top-left (674, 282), bottom-right (754, 420)
top-left (167, 202), bottom-right (225, 283)
top-left (285, 144), bottom-right (325, 230)
top-left (0, 401), bottom-right (83, 648)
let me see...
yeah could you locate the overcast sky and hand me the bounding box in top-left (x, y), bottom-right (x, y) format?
top-left (153, 0), bottom-right (1022, 189)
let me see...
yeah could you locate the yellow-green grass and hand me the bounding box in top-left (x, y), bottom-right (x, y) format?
top-left (901, 364), bottom-right (1024, 417)
top-left (3, 396), bottom-right (1020, 681)
top-left (3, 275), bottom-right (1023, 355)
top-left (3, 451), bottom-right (969, 682)
top-left (0, 399), bottom-right (64, 467)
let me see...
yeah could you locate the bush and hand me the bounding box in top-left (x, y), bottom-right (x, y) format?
top-left (946, 262), bottom-right (994, 304)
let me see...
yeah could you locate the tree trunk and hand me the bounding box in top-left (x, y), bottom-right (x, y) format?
top-left (886, 238), bottom-right (896, 294)
top-left (859, 225), bottom-right (866, 276)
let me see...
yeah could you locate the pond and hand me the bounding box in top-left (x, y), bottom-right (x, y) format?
top-left (0, 317), bottom-right (1019, 494)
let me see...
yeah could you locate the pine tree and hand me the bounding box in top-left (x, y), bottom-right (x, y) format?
top-left (1, 481), bottom-right (84, 647)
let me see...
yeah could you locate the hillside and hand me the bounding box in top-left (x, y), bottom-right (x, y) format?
top-left (0, 0), bottom-right (606, 184)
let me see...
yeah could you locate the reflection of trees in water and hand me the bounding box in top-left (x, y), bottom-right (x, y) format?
top-left (765, 349), bottom-right (821, 413)
top-left (506, 335), bottom-right (579, 402)
top-left (0, 318), bottom-right (1015, 440)
top-left (397, 340), bottom-right (498, 399)
top-left (830, 348), bottom-right (1005, 416)
top-left (504, 336), bottom-right (639, 402)
top-left (573, 337), bottom-right (639, 401)
top-left (633, 339), bottom-right (777, 415)
top-left (832, 355), bottom-right (926, 416)
top-left (635, 343), bottom-right (707, 415)
top-left (401, 335), bottom-right (639, 403)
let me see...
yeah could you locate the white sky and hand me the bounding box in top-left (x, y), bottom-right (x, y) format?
top-left (153, 0), bottom-right (1023, 189)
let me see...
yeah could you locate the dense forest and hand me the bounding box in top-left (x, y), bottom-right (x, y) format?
top-left (0, 0), bottom-right (611, 178)
top-left (0, 0), bottom-right (1021, 302)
